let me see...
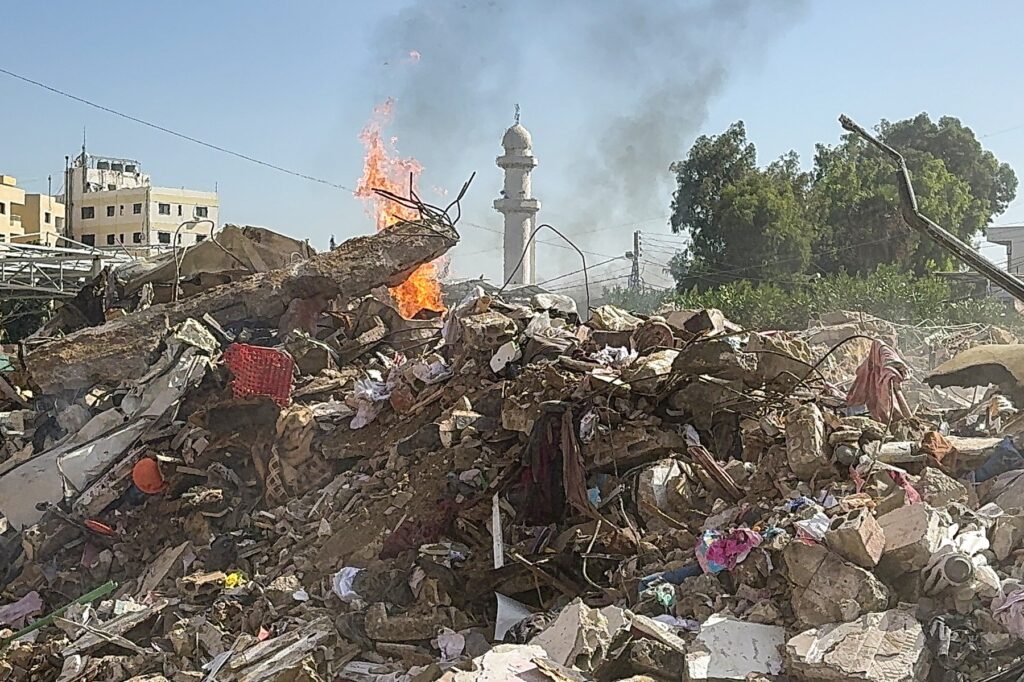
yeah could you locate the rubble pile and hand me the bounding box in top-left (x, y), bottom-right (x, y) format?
top-left (5, 218), bottom-right (1024, 680)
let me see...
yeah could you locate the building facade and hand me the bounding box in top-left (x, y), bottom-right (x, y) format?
top-left (0, 175), bottom-right (65, 245)
top-left (66, 152), bottom-right (218, 251)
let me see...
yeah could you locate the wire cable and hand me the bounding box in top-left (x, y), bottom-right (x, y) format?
top-left (0, 66), bottom-right (358, 192)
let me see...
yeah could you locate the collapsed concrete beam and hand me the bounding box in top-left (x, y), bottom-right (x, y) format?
top-left (24, 221), bottom-right (458, 394)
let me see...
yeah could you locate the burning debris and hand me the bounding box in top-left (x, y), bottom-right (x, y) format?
top-left (357, 98), bottom-right (446, 320)
top-left (6, 187), bottom-right (1024, 681)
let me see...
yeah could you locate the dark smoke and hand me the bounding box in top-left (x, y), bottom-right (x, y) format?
top-left (370, 0), bottom-right (805, 281)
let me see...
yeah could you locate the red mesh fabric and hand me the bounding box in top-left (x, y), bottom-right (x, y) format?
top-left (223, 343), bottom-right (294, 407)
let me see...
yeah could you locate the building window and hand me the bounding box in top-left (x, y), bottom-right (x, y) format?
top-left (0, 234), bottom-right (5, 243)
top-left (158, 203), bottom-right (171, 215)
top-left (133, 203), bottom-right (142, 214)
top-left (177, 205), bottom-right (183, 216)
top-left (196, 234), bottom-right (207, 242)
top-left (55, 217), bottom-right (64, 229)
top-left (0, 202), bottom-right (6, 215)
top-left (196, 206), bottom-right (209, 218)
top-left (81, 234), bottom-right (96, 246)
top-left (44, 212), bottom-right (51, 224)
top-left (158, 231), bottom-right (171, 244)
top-left (119, 233), bottom-right (125, 243)
top-left (81, 206), bottom-right (95, 219)
top-left (133, 232), bottom-right (143, 244)
top-left (119, 205), bottom-right (124, 216)
top-left (106, 205), bottom-right (115, 217)
top-left (106, 234), bottom-right (116, 245)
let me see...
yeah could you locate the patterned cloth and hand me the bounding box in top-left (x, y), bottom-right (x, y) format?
top-left (847, 340), bottom-right (910, 422)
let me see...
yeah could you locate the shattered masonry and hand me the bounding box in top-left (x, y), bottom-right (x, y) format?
top-left (3, 215), bottom-right (1024, 681)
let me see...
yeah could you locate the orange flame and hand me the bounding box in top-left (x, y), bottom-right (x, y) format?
top-left (356, 98), bottom-right (446, 319)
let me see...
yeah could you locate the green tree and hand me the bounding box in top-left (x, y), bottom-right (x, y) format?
top-left (812, 123), bottom-right (976, 275)
top-left (881, 114), bottom-right (1017, 234)
top-left (669, 124), bottom-right (816, 289)
top-left (668, 113), bottom-right (1017, 288)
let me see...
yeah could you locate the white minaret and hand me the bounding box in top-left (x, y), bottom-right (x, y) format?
top-left (494, 111), bottom-right (539, 286)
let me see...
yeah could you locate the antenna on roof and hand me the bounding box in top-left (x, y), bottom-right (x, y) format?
top-left (514, 103), bottom-right (520, 125)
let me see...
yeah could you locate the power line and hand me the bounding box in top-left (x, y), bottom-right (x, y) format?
top-left (535, 257), bottom-right (623, 287)
top-left (0, 66), bottom-right (358, 192)
top-left (547, 273), bottom-right (630, 293)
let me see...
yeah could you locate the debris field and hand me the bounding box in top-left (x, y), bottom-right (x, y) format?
top-left (4, 198), bottom-right (1024, 681)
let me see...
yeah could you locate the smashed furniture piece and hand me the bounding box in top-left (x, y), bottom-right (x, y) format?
top-left (786, 606), bottom-right (930, 682)
top-left (24, 219), bottom-right (458, 394)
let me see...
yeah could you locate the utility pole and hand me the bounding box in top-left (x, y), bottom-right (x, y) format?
top-left (627, 230), bottom-right (643, 291)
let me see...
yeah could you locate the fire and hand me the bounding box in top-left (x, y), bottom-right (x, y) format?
top-left (356, 98), bottom-right (446, 319)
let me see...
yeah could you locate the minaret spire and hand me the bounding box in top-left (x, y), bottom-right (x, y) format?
top-left (494, 117), bottom-right (540, 286)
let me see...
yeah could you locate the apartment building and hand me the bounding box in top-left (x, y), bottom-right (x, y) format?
top-left (67, 152), bottom-right (218, 250)
top-left (0, 175), bottom-right (65, 245)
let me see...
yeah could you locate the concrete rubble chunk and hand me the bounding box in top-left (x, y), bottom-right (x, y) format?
top-left (637, 459), bottom-right (696, 531)
top-left (589, 305), bottom-right (642, 332)
top-left (785, 606), bottom-right (930, 682)
top-left (460, 311), bottom-right (518, 352)
top-left (912, 467), bottom-right (968, 508)
top-left (992, 507), bottom-right (1024, 561)
top-left (24, 219), bottom-right (459, 394)
top-left (825, 507), bottom-right (885, 568)
top-left (528, 599), bottom-right (614, 672)
top-left (437, 644), bottom-right (556, 682)
top-left (784, 541), bottom-right (890, 626)
top-left (673, 339), bottom-right (758, 381)
top-left (684, 614), bottom-right (785, 680)
top-left (875, 503), bottom-right (948, 577)
top-left (786, 403), bottom-right (831, 480)
top-left (621, 349), bottom-right (679, 395)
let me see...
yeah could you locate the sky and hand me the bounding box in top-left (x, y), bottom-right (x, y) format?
top-left (4, 1), bottom-right (1024, 293)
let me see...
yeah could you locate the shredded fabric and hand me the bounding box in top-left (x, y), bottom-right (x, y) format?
top-left (847, 340), bottom-right (910, 422)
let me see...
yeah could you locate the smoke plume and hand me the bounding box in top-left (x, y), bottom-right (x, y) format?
top-left (369, 0), bottom-right (805, 284)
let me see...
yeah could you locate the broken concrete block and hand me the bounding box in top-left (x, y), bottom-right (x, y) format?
top-left (637, 459), bottom-right (695, 531)
top-left (25, 220), bottom-right (459, 394)
top-left (784, 542), bottom-right (889, 626)
top-left (876, 503), bottom-right (948, 577)
top-left (460, 312), bottom-right (517, 352)
top-left (684, 614), bottom-right (785, 680)
top-left (992, 507), bottom-right (1024, 561)
top-left (621, 349), bottom-right (679, 395)
top-left (528, 599), bottom-right (612, 672)
top-left (672, 339), bottom-right (757, 381)
top-left (364, 603), bottom-right (469, 642)
top-left (786, 606), bottom-right (930, 681)
top-left (824, 507), bottom-right (885, 568)
top-left (589, 305), bottom-right (642, 332)
top-left (437, 644), bottom-right (555, 682)
top-left (786, 403), bottom-right (831, 480)
top-left (913, 467), bottom-right (967, 508)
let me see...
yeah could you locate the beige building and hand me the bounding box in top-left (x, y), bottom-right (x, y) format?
top-left (0, 175), bottom-right (66, 245)
top-left (17, 193), bottom-right (66, 245)
top-left (67, 152), bottom-right (218, 251)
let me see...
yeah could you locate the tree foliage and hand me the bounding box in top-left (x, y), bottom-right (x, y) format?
top-left (603, 265), bottom-right (1021, 333)
top-left (668, 113), bottom-right (1017, 287)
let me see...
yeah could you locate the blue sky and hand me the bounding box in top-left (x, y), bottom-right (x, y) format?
top-left (4, 1), bottom-right (1023, 289)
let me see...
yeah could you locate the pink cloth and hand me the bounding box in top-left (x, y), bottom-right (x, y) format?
top-left (696, 528), bottom-right (763, 574)
top-left (847, 340), bottom-right (909, 422)
top-left (888, 470), bottom-right (922, 505)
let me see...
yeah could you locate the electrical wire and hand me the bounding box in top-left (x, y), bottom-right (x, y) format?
top-left (534, 257), bottom-right (623, 287)
top-left (0, 66), bottom-right (358, 192)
